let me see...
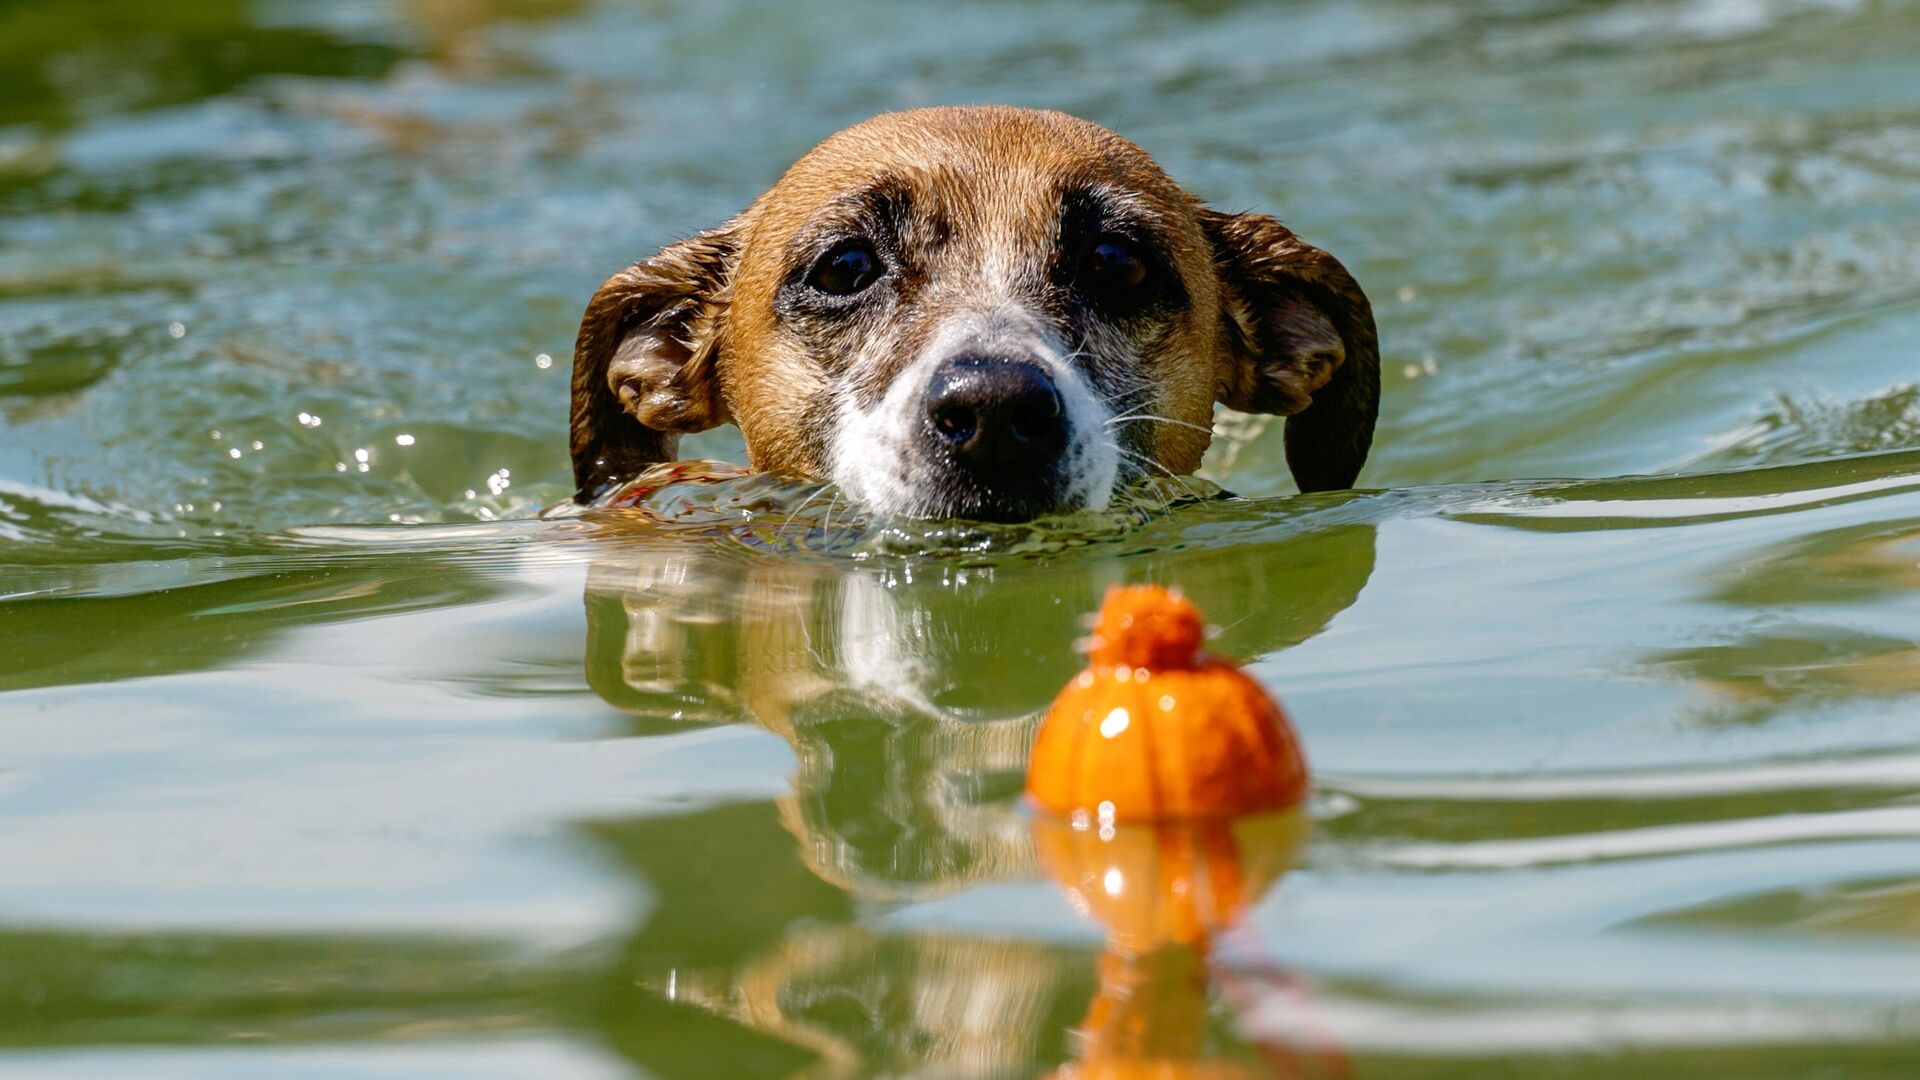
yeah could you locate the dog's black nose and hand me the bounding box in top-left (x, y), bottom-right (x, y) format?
top-left (924, 357), bottom-right (1067, 473)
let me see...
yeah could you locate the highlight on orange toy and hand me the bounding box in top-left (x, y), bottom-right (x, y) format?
top-left (1026, 585), bottom-right (1311, 823)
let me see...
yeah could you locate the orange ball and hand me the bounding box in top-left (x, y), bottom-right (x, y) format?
top-left (1026, 586), bottom-right (1309, 823)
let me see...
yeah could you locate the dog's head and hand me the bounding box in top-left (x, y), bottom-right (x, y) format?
top-left (571, 106), bottom-right (1377, 520)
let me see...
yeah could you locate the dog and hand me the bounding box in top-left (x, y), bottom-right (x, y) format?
top-left (569, 105), bottom-right (1378, 522)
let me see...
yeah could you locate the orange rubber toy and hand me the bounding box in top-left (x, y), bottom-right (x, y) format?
top-left (1026, 585), bottom-right (1310, 823)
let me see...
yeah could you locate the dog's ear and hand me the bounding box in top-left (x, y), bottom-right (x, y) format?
top-left (570, 222), bottom-right (738, 501)
top-left (1203, 210), bottom-right (1379, 493)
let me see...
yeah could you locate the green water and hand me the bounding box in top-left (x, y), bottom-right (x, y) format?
top-left (6, 1), bottom-right (1920, 1076)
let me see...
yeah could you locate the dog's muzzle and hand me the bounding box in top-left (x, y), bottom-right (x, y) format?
top-left (918, 355), bottom-right (1072, 521)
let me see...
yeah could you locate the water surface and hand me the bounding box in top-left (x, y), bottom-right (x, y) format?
top-left (5, 1), bottom-right (1920, 1076)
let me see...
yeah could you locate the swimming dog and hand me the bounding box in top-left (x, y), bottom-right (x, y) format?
top-left (570, 106), bottom-right (1377, 522)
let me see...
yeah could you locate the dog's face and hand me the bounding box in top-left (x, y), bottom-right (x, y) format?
top-left (571, 106), bottom-right (1378, 520)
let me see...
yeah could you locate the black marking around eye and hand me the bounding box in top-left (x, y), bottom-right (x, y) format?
top-left (775, 175), bottom-right (952, 290)
top-left (775, 174), bottom-right (954, 406)
top-left (775, 175), bottom-right (947, 332)
top-left (1052, 184), bottom-right (1188, 321)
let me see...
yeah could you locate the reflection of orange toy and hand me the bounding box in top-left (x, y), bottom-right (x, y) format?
top-left (1027, 586), bottom-right (1310, 822)
top-left (1032, 812), bottom-right (1308, 953)
top-left (1032, 812), bottom-right (1329, 1080)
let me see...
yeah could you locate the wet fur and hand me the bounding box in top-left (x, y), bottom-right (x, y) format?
top-left (570, 106), bottom-right (1378, 515)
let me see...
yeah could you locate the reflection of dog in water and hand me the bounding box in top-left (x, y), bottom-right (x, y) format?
top-left (577, 524), bottom-right (1374, 1075)
top-left (569, 106), bottom-right (1378, 522)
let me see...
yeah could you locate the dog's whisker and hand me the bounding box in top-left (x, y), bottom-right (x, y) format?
top-left (778, 484), bottom-right (831, 534)
top-left (1104, 387), bottom-right (1162, 417)
top-left (1115, 446), bottom-right (1203, 506)
top-left (1113, 455), bottom-right (1198, 503)
top-left (1105, 412), bottom-right (1216, 436)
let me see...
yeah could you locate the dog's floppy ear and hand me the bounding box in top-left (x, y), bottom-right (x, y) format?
top-left (570, 222), bottom-right (738, 501)
top-left (1203, 210), bottom-right (1379, 493)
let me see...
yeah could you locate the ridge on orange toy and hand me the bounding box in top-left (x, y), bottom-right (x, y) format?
top-left (1026, 585), bottom-right (1310, 823)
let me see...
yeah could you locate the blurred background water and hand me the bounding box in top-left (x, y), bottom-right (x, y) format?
top-left (5, 1), bottom-right (1920, 1077)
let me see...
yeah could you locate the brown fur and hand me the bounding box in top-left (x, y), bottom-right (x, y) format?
top-left (570, 105), bottom-right (1377, 505)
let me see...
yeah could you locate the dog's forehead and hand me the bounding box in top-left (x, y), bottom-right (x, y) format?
top-left (746, 106), bottom-right (1189, 241)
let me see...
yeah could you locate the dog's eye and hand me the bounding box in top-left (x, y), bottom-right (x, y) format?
top-left (1084, 237), bottom-right (1148, 290)
top-left (807, 242), bottom-right (883, 296)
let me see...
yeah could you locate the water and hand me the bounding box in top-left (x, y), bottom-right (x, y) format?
top-left (5, 0), bottom-right (1920, 1076)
